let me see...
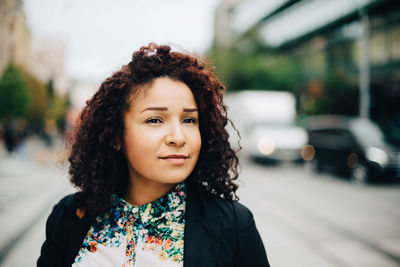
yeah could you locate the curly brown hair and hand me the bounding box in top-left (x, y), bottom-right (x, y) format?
top-left (68, 43), bottom-right (239, 213)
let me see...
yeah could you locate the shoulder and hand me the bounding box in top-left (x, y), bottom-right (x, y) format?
top-left (215, 197), bottom-right (254, 230)
top-left (49, 193), bottom-right (79, 219)
top-left (38, 194), bottom-right (94, 266)
top-left (46, 193), bottom-right (92, 232)
top-left (193, 186), bottom-right (270, 265)
top-left (196, 186), bottom-right (254, 229)
top-left (231, 200), bottom-right (255, 230)
top-left (202, 193), bottom-right (270, 266)
top-left (55, 193), bottom-right (78, 209)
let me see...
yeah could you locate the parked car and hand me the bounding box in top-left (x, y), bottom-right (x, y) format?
top-left (246, 120), bottom-right (308, 162)
top-left (302, 115), bottom-right (400, 183)
top-left (226, 90), bottom-right (308, 162)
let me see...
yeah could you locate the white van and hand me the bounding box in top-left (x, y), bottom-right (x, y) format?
top-left (225, 90), bottom-right (308, 162)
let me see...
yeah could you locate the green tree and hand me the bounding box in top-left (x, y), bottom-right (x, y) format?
top-left (54, 93), bottom-right (70, 131)
top-left (0, 64), bottom-right (30, 121)
top-left (210, 39), bottom-right (299, 93)
top-left (321, 70), bottom-right (358, 115)
top-left (22, 71), bottom-right (48, 126)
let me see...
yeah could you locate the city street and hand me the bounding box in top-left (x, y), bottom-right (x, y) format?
top-left (0, 138), bottom-right (73, 267)
top-left (0, 141), bottom-right (399, 266)
top-left (2, 0), bottom-right (399, 266)
top-left (238, 157), bottom-right (400, 267)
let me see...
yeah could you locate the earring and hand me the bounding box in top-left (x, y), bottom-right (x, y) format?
top-left (113, 144), bottom-right (120, 151)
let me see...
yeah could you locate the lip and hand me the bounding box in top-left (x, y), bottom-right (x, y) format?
top-left (160, 154), bottom-right (189, 165)
top-left (160, 154), bottom-right (188, 159)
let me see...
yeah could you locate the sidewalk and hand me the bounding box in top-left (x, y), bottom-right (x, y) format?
top-left (0, 136), bottom-right (74, 266)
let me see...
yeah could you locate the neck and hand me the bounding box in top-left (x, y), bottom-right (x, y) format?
top-left (125, 178), bottom-right (176, 207)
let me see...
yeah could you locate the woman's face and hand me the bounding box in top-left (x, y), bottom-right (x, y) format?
top-left (123, 77), bottom-right (201, 189)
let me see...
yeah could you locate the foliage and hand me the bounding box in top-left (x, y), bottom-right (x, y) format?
top-left (212, 48), bottom-right (300, 92)
top-left (54, 93), bottom-right (69, 131)
top-left (0, 64), bottom-right (30, 121)
top-left (320, 70), bottom-right (358, 115)
top-left (0, 64), bottom-right (70, 133)
top-left (209, 32), bottom-right (359, 116)
top-left (22, 71), bottom-right (48, 126)
top-left (300, 66), bottom-right (358, 115)
top-left (210, 34), bottom-right (300, 93)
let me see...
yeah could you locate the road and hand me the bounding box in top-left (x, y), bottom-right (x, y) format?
top-left (0, 137), bottom-right (73, 267)
top-left (0, 140), bottom-right (399, 266)
top-left (238, 157), bottom-right (400, 267)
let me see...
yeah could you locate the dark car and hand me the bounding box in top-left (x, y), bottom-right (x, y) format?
top-left (301, 115), bottom-right (400, 184)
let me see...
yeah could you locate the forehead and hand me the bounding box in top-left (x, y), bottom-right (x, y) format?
top-left (129, 77), bottom-right (197, 108)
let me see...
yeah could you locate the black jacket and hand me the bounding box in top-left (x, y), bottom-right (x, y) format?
top-left (37, 182), bottom-right (270, 267)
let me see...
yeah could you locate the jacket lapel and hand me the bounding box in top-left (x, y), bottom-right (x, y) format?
top-left (184, 182), bottom-right (221, 267)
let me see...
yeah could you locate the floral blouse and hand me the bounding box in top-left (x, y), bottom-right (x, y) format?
top-left (72, 183), bottom-right (186, 267)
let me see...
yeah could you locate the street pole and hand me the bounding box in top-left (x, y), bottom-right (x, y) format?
top-left (358, 8), bottom-right (370, 118)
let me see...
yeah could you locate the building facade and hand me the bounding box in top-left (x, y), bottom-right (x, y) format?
top-left (0, 0), bottom-right (69, 95)
top-left (0, 0), bottom-right (30, 75)
top-left (228, 0), bottom-right (400, 145)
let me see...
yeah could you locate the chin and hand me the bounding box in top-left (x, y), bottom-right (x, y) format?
top-left (164, 176), bottom-right (189, 184)
top-left (161, 172), bottom-right (191, 184)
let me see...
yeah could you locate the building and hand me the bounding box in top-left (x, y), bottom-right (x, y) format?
top-left (0, 0), bottom-right (69, 95)
top-left (27, 39), bottom-right (69, 95)
top-left (0, 0), bottom-right (30, 75)
top-left (227, 0), bottom-right (400, 145)
top-left (214, 0), bottom-right (243, 50)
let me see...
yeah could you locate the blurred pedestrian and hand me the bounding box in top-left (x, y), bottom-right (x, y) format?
top-left (3, 121), bottom-right (17, 153)
top-left (37, 44), bottom-right (270, 267)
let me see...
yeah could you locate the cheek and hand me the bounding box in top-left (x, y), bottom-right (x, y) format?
top-left (123, 128), bottom-right (160, 165)
top-left (191, 130), bottom-right (202, 158)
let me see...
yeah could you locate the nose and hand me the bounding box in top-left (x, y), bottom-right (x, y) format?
top-left (165, 123), bottom-right (186, 147)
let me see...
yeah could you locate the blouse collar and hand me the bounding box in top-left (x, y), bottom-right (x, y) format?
top-left (110, 182), bottom-right (186, 226)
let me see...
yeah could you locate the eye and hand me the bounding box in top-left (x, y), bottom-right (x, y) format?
top-left (146, 118), bottom-right (163, 124)
top-left (182, 117), bottom-right (197, 124)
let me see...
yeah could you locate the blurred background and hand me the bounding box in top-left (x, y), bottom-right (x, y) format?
top-left (0, 0), bottom-right (399, 266)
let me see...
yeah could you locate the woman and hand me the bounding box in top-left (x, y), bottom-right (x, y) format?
top-left (37, 44), bottom-right (270, 267)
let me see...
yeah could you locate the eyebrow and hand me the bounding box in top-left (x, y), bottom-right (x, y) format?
top-left (141, 107), bottom-right (198, 113)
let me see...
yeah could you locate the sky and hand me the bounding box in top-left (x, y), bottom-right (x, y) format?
top-left (23, 0), bottom-right (220, 83)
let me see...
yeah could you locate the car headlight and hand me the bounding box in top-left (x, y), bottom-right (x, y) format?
top-left (366, 147), bottom-right (389, 167)
top-left (258, 137), bottom-right (275, 155)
